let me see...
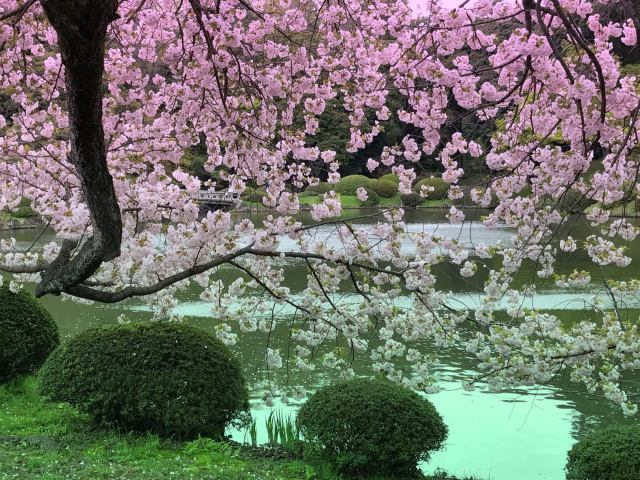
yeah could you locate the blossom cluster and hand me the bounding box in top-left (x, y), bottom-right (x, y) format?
top-left (1, 0), bottom-right (640, 413)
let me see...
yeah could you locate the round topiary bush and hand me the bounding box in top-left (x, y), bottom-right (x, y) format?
top-left (304, 182), bottom-right (333, 195)
top-left (367, 179), bottom-right (398, 198)
top-left (566, 426), bottom-right (640, 480)
top-left (359, 189), bottom-right (380, 207)
top-left (39, 322), bottom-right (249, 439)
top-left (298, 190), bottom-right (317, 198)
top-left (297, 378), bottom-right (448, 474)
top-left (0, 285), bottom-right (59, 383)
top-left (335, 175), bottom-right (371, 196)
top-left (242, 187), bottom-right (266, 203)
top-left (380, 173), bottom-right (400, 184)
top-left (401, 192), bottom-right (423, 209)
top-left (413, 176), bottom-right (449, 199)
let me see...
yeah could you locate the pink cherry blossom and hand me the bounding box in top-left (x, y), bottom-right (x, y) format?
top-left (1, 0), bottom-right (639, 414)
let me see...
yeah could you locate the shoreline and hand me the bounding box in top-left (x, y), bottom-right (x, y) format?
top-left (0, 218), bottom-right (43, 231)
top-left (2, 200), bottom-right (638, 233)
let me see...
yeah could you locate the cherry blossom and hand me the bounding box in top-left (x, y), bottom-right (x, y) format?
top-left (0, 0), bottom-right (639, 414)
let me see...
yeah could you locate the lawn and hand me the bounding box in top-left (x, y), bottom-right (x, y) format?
top-left (0, 378), bottom-right (310, 480)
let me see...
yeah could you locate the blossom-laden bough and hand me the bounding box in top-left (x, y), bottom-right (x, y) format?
top-left (1, 0), bottom-right (640, 413)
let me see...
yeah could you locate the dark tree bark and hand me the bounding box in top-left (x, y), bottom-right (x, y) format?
top-left (36, 0), bottom-right (122, 297)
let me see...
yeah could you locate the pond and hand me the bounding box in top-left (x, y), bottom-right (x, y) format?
top-left (3, 207), bottom-right (638, 480)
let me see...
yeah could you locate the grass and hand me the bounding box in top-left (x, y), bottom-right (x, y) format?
top-left (0, 378), bottom-right (310, 480)
top-left (421, 199), bottom-right (451, 207)
top-left (298, 193), bottom-right (404, 208)
top-left (378, 194), bottom-right (401, 207)
top-left (0, 377), bottom-right (477, 480)
top-left (337, 195), bottom-right (360, 208)
top-left (298, 195), bottom-right (323, 206)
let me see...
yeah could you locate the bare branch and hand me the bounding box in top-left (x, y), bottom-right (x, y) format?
top-left (0, 0), bottom-right (37, 22)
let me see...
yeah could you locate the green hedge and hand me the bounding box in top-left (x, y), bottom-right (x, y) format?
top-left (334, 175), bottom-right (371, 196)
top-left (359, 190), bottom-right (380, 207)
top-left (298, 190), bottom-right (317, 198)
top-left (401, 192), bottom-right (423, 209)
top-left (0, 285), bottom-right (59, 383)
top-left (304, 182), bottom-right (334, 195)
top-left (39, 322), bottom-right (249, 439)
top-left (241, 188), bottom-right (267, 203)
top-left (380, 173), bottom-right (400, 184)
top-left (367, 179), bottom-right (398, 198)
top-left (566, 426), bottom-right (640, 480)
top-left (6, 198), bottom-right (38, 218)
top-left (413, 176), bottom-right (449, 199)
top-left (297, 378), bottom-right (447, 475)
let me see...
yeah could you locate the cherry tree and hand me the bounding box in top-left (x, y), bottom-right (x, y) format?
top-left (1, 0), bottom-right (640, 412)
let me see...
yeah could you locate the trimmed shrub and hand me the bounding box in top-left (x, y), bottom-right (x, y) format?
top-left (367, 179), bottom-right (398, 198)
top-left (359, 190), bottom-right (380, 207)
top-left (0, 285), bottom-right (59, 383)
top-left (380, 173), bottom-right (400, 184)
top-left (413, 176), bottom-right (449, 199)
top-left (401, 192), bottom-right (423, 209)
top-left (566, 425), bottom-right (640, 480)
top-left (297, 378), bottom-right (447, 474)
top-left (298, 190), bottom-right (317, 198)
top-left (242, 188), bottom-right (267, 203)
top-left (334, 175), bottom-right (371, 196)
top-left (304, 182), bottom-right (333, 195)
top-left (39, 322), bottom-right (249, 439)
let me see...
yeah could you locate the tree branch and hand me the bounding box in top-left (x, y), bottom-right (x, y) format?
top-left (0, 0), bottom-right (37, 22)
top-left (61, 244), bottom-right (255, 303)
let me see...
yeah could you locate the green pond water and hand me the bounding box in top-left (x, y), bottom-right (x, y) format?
top-left (3, 208), bottom-right (640, 480)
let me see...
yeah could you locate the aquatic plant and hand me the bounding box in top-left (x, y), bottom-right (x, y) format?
top-left (266, 409), bottom-right (301, 453)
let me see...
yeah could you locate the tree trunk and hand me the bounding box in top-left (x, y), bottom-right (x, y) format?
top-left (37, 0), bottom-right (122, 296)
